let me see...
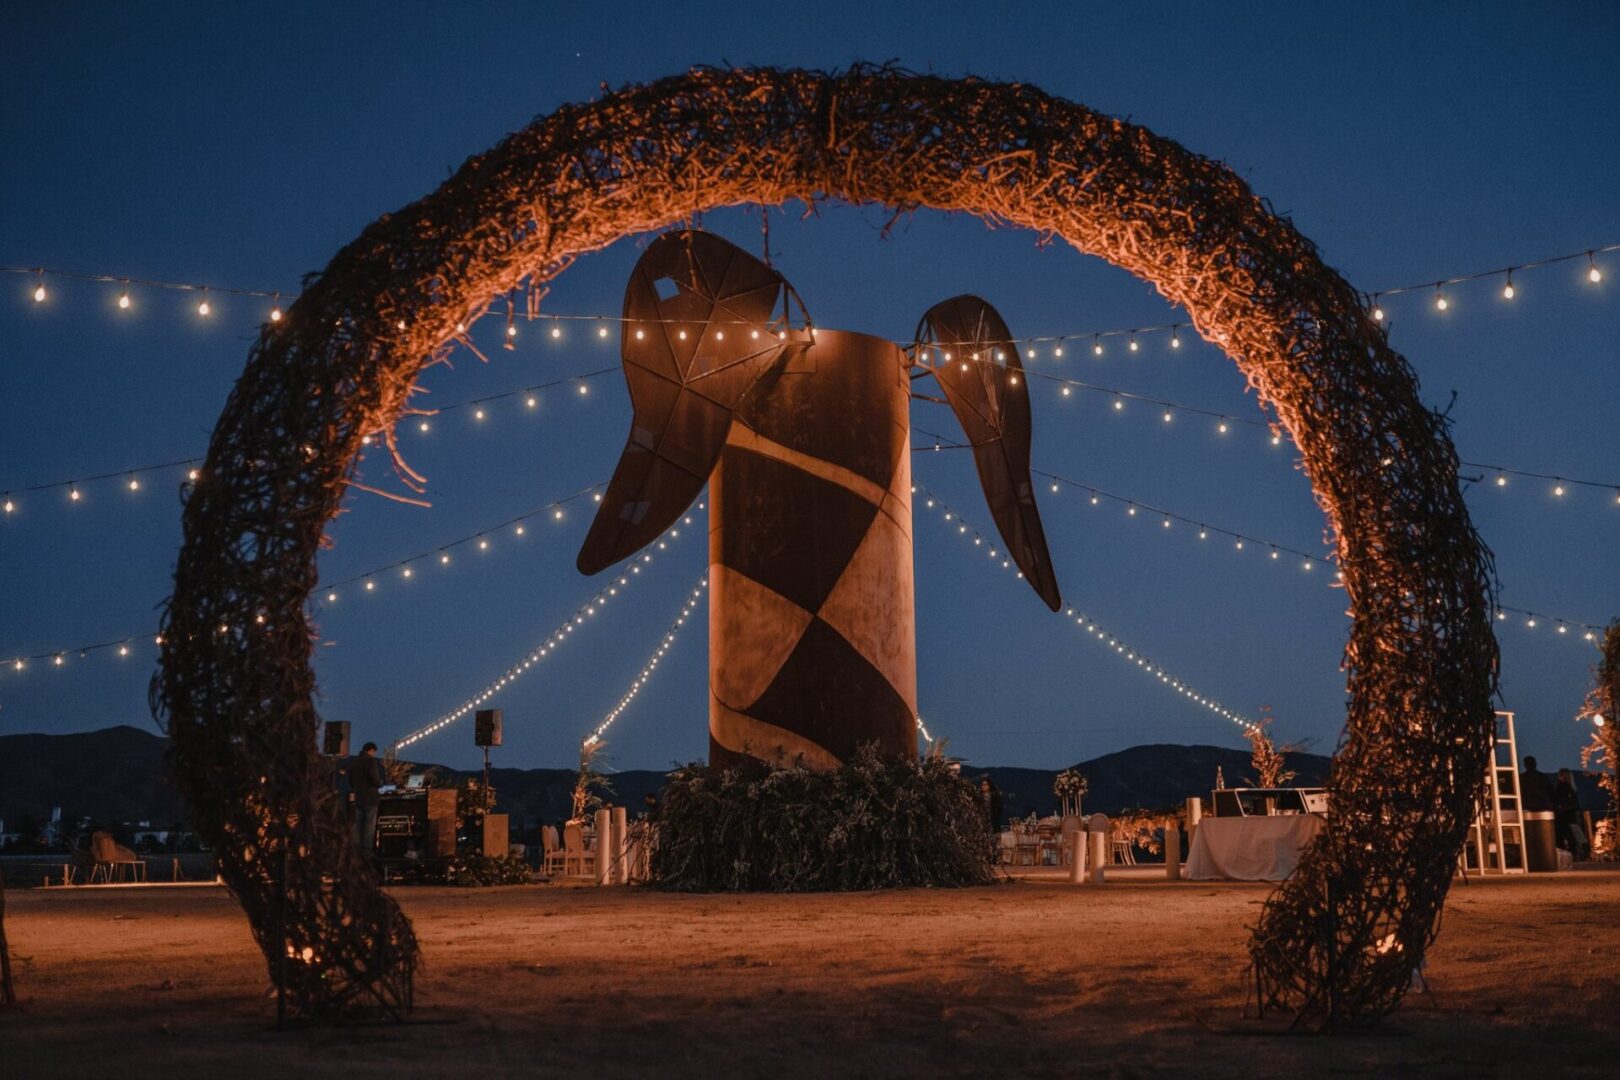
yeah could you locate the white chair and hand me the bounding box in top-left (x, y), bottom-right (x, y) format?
top-left (542, 825), bottom-right (565, 875)
top-left (563, 822), bottom-right (595, 878)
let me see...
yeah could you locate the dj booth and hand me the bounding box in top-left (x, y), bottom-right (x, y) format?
top-left (375, 788), bottom-right (458, 859)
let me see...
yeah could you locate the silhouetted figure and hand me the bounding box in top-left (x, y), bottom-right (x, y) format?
top-left (979, 776), bottom-right (1004, 833)
top-left (349, 741), bottom-right (386, 859)
top-left (1519, 755), bottom-right (1555, 813)
top-left (1553, 768), bottom-right (1585, 859)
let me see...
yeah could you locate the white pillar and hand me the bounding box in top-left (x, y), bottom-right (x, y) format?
top-left (1165, 824), bottom-right (1181, 881)
top-left (1087, 813), bottom-right (1109, 884)
top-left (594, 808), bottom-right (612, 886)
top-left (611, 806), bottom-right (628, 885)
top-left (1069, 830), bottom-right (1087, 884)
top-left (1185, 796), bottom-right (1202, 830)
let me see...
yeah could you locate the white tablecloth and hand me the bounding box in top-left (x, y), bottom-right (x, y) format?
top-left (1185, 814), bottom-right (1323, 881)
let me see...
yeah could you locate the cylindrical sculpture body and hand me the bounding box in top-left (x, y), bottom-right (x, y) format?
top-left (708, 330), bottom-right (917, 770)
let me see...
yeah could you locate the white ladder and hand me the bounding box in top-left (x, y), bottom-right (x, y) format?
top-left (1462, 711), bottom-right (1527, 875)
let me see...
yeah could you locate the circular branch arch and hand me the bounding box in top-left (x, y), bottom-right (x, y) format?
top-left (154, 65), bottom-right (1498, 1026)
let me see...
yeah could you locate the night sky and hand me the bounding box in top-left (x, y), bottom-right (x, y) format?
top-left (2, 3), bottom-right (1617, 776)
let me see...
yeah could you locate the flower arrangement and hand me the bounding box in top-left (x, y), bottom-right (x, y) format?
top-left (1053, 769), bottom-right (1089, 818)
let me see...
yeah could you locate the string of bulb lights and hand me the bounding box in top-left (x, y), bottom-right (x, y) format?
top-left (1018, 464), bottom-right (1607, 647)
top-left (12, 352), bottom-right (1617, 518)
top-left (7, 237), bottom-right (1612, 346)
top-left (908, 478), bottom-right (1259, 735)
top-left (1, 486), bottom-right (707, 678)
top-left (388, 532), bottom-right (700, 753)
top-left (580, 576), bottom-right (708, 753)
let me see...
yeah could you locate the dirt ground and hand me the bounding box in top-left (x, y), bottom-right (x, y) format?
top-left (3, 867), bottom-right (1618, 1078)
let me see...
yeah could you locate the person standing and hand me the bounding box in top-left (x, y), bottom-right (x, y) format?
top-left (1519, 756), bottom-right (1555, 813)
top-left (1553, 768), bottom-right (1585, 860)
top-left (349, 741), bottom-right (386, 859)
top-left (979, 776), bottom-right (1003, 834)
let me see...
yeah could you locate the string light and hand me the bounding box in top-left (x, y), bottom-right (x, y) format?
top-left (118, 285), bottom-right (131, 310)
top-left (1434, 284), bottom-right (1448, 311)
top-left (912, 478), bottom-right (1257, 734)
top-left (8, 237), bottom-right (1617, 345)
top-left (389, 533), bottom-right (698, 753)
top-left (1502, 272), bottom-right (1515, 300)
top-left (197, 290), bottom-right (211, 317)
top-left (582, 576), bottom-right (708, 750)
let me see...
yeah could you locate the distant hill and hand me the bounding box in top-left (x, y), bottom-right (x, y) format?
top-left (0, 726), bottom-right (1608, 838)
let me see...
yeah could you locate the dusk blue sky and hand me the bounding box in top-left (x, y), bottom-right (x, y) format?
top-left (2, 3), bottom-right (1616, 776)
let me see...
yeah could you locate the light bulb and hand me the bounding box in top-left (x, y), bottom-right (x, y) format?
top-left (506, 323), bottom-right (517, 338)
top-left (327, 592), bottom-right (338, 602)
top-left (118, 290), bottom-right (131, 310)
top-left (1113, 398), bottom-right (1123, 411)
top-left (188, 469), bottom-right (200, 481)
top-left (198, 293), bottom-right (211, 316)
top-left (1128, 337), bottom-right (1139, 352)
top-left (1061, 386), bottom-right (1071, 397)
top-left (1435, 289), bottom-right (1447, 311)
top-left (271, 305), bottom-right (284, 322)
top-left (1162, 410), bottom-right (1172, 423)
top-left (1496, 474), bottom-right (1507, 487)
top-left (33, 281), bottom-right (47, 303)
top-left (478, 538), bottom-right (489, 550)
top-left (397, 319), bottom-right (407, 331)
top-left (1170, 333), bottom-right (1181, 349)
top-left (551, 324), bottom-right (562, 339)
top-left (677, 329), bottom-right (687, 340)
top-left (69, 487), bottom-right (81, 502)
top-left (1502, 277), bottom-right (1515, 300)
top-left (3, 500), bottom-right (12, 513)
top-left (474, 408), bottom-right (485, 420)
top-left (402, 567), bottom-right (413, 578)
top-left (1093, 339), bottom-right (1103, 356)
top-left (515, 525), bottom-right (525, 536)
top-left (364, 580), bottom-right (375, 591)
top-left (419, 420), bottom-right (430, 432)
top-left (1218, 421), bottom-right (1228, 434)
top-left (1589, 254), bottom-right (1603, 283)
top-left (440, 553), bottom-right (450, 564)
top-left (554, 509), bottom-right (564, 520)
top-left (715, 331), bottom-right (724, 341)
top-left (526, 396), bottom-right (537, 408)
top-left (1554, 485), bottom-right (1565, 496)
top-left (1054, 346), bottom-right (1063, 357)
top-left (598, 325), bottom-right (609, 338)
top-left (128, 477), bottom-right (140, 491)
top-left (1371, 304), bottom-right (1384, 322)
top-left (577, 383), bottom-right (588, 395)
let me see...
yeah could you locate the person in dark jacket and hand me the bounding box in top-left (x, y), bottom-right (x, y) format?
top-left (1553, 768), bottom-right (1585, 859)
top-left (349, 741), bottom-right (386, 858)
top-left (1519, 756), bottom-right (1556, 813)
top-left (979, 776), bottom-right (1004, 834)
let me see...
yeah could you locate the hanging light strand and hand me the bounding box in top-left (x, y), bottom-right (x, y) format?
top-left (910, 477), bottom-right (1258, 734)
top-left (1, 366), bottom-right (619, 512)
top-left (391, 550), bottom-right (703, 754)
top-left (3, 484), bottom-right (715, 676)
top-left (1028, 464), bottom-right (1609, 646)
top-left (10, 237), bottom-right (1613, 343)
top-left (582, 574), bottom-right (709, 751)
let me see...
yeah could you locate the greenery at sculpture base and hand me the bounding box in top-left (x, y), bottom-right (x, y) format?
top-left (444, 853), bottom-right (531, 887)
top-left (649, 744), bottom-right (995, 892)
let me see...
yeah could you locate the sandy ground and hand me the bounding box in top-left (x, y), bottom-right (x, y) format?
top-left (3, 868), bottom-right (1619, 1078)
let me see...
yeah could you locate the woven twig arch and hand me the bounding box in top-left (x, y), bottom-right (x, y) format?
top-left (153, 65), bottom-right (1498, 1026)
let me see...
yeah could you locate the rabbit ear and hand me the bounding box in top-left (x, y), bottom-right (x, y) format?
top-left (914, 295), bottom-right (1062, 611)
top-left (577, 230), bottom-right (810, 575)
